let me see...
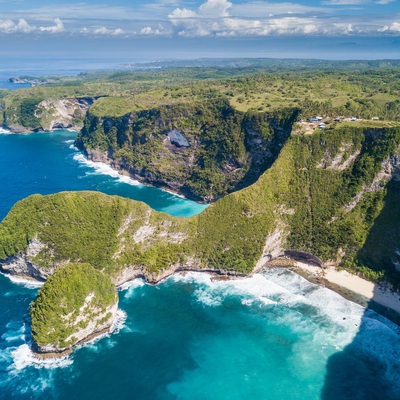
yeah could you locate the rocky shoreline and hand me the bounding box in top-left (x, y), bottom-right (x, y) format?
top-left (3, 253), bottom-right (400, 360)
top-left (32, 326), bottom-right (112, 360)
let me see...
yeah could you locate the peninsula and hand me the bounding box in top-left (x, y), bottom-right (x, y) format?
top-left (1, 60), bottom-right (400, 356)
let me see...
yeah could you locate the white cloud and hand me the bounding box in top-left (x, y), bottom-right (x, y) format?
top-left (169, 0), bottom-right (232, 20)
top-left (199, 0), bottom-right (232, 17)
top-left (39, 18), bottom-right (64, 33)
top-left (0, 18), bottom-right (63, 34)
top-left (379, 21), bottom-right (400, 32)
top-left (232, 1), bottom-right (328, 17)
top-left (0, 18), bottom-right (35, 33)
top-left (140, 26), bottom-right (162, 35)
top-left (17, 4), bottom-right (145, 21)
top-left (322, 0), bottom-right (367, 4)
top-left (0, 19), bottom-right (16, 33)
top-left (168, 1), bottom-right (325, 36)
top-left (16, 18), bottom-right (36, 33)
top-left (332, 23), bottom-right (354, 34)
top-left (92, 27), bottom-right (125, 36)
top-left (169, 8), bottom-right (198, 19)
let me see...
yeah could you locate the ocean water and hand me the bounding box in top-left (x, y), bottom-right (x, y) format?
top-left (0, 129), bottom-right (207, 220)
top-left (1, 129), bottom-right (400, 399)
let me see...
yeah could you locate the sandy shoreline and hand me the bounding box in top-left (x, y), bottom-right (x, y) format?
top-left (287, 261), bottom-right (400, 324)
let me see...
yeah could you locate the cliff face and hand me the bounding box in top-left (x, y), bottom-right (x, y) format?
top-left (75, 100), bottom-right (298, 202)
top-left (3, 97), bottom-right (97, 133)
top-left (2, 125), bottom-right (400, 289)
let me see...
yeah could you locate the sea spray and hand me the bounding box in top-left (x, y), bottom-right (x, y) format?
top-left (73, 152), bottom-right (141, 186)
top-left (10, 344), bottom-right (74, 371)
top-left (1, 273), bottom-right (43, 289)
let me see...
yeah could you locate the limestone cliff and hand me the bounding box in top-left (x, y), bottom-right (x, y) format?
top-left (30, 263), bottom-right (118, 357)
top-left (3, 97), bottom-right (97, 133)
top-left (75, 100), bottom-right (298, 202)
top-left (2, 124), bottom-right (400, 289)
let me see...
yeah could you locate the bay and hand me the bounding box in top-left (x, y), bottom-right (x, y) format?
top-left (0, 130), bottom-right (399, 400)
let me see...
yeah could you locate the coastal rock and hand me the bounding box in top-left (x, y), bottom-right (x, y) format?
top-left (35, 97), bottom-right (97, 131)
top-left (33, 302), bottom-right (118, 356)
top-left (4, 97), bottom-right (99, 133)
top-left (0, 237), bottom-right (56, 280)
top-left (30, 263), bottom-right (118, 357)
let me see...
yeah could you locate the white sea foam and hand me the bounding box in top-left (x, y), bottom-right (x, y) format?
top-left (110, 309), bottom-right (128, 334)
top-left (171, 270), bottom-right (364, 349)
top-left (161, 188), bottom-right (185, 199)
top-left (171, 269), bottom-right (400, 390)
top-left (119, 278), bottom-right (146, 296)
top-left (1, 272), bottom-right (43, 289)
top-left (63, 139), bottom-right (75, 144)
top-left (2, 322), bottom-right (27, 344)
top-left (73, 153), bottom-right (141, 186)
top-left (75, 309), bottom-right (128, 353)
top-left (0, 127), bottom-right (12, 134)
top-left (10, 344), bottom-right (73, 371)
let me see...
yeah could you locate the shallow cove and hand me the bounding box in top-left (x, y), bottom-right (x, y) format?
top-left (1, 129), bottom-right (400, 399)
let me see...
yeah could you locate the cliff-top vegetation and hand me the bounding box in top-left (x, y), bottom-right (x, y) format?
top-left (30, 263), bottom-right (117, 352)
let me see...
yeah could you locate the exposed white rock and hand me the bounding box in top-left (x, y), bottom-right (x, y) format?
top-left (317, 142), bottom-right (361, 171)
top-left (345, 152), bottom-right (400, 213)
top-left (35, 98), bottom-right (94, 131)
top-left (255, 224), bottom-right (286, 271)
top-left (0, 237), bottom-right (56, 280)
top-left (36, 300), bottom-right (118, 355)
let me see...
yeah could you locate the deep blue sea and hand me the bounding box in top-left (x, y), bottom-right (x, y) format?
top-left (1, 123), bottom-right (400, 398)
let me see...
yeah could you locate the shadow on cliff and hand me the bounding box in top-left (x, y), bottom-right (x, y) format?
top-left (321, 181), bottom-right (400, 400)
top-left (235, 111), bottom-right (298, 193)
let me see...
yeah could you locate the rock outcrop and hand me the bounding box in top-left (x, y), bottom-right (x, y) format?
top-left (30, 263), bottom-right (118, 358)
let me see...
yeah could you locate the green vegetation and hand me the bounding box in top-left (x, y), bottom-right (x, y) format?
top-left (1, 123), bottom-right (399, 286)
top-left (0, 191), bottom-right (134, 272)
top-left (2, 60), bottom-right (400, 352)
top-left (77, 99), bottom-right (298, 201)
top-left (30, 263), bottom-right (117, 350)
top-left (2, 60), bottom-right (400, 131)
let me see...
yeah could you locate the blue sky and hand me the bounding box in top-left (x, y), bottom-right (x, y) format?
top-left (0, 0), bottom-right (399, 37)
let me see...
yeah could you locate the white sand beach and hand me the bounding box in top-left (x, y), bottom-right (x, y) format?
top-left (294, 262), bottom-right (400, 315)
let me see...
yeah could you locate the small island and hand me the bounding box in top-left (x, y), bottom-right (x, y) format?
top-left (30, 263), bottom-right (118, 358)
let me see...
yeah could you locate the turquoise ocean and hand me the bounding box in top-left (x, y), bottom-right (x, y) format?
top-left (1, 130), bottom-right (400, 400)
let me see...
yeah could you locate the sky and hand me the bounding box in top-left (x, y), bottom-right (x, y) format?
top-left (1, 0), bottom-right (400, 60)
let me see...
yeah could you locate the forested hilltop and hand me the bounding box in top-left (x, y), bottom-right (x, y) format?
top-left (2, 59), bottom-right (400, 199)
top-left (1, 59), bottom-right (400, 133)
top-left (1, 60), bottom-right (400, 354)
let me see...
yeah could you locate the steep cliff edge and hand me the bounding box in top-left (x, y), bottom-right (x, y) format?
top-left (2, 124), bottom-right (400, 286)
top-left (3, 97), bottom-right (97, 133)
top-left (2, 124), bottom-right (400, 354)
top-left (30, 263), bottom-right (118, 357)
top-left (75, 98), bottom-right (298, 202)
